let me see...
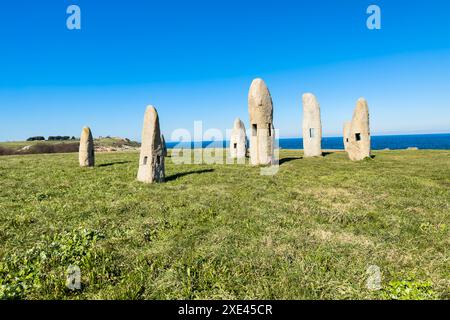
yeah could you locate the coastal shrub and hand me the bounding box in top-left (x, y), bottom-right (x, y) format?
top-left (48, 136), bottom-right (71, 141)
top-left (26, 136), bottom-right (45, 141)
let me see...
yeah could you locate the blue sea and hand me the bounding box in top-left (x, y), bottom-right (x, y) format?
top-left (166, 134), bottom-right (450, 150)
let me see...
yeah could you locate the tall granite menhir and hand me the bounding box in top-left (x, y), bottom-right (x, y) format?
top-left (302, 93), bottom-right (322, 157)
top-left (230, 118), bottom-right (247, 159)
top-left (248, 78), bottom-right (274, 166)
top-left (137, 106), bottom-right (165, 183)
top-left (79, 127), bottom-right (95, 167)
top-left (347, 98), bottom-right (371, 161)
top-left (343, 121), bottom-right (351, 152)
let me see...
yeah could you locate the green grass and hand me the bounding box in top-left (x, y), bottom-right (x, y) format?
top-left (0, 150), bottom-right (449, 300)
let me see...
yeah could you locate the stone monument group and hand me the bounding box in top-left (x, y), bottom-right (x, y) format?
top-left (79, 78), bottom-right (371, 183)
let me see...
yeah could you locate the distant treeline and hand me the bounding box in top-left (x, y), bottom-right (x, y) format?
top-left (27, 136), bottom-right (45, 141)
top-left (0, 143), bottom-right (79, 156)
top-left (27, 136), bottom-right (76, 141)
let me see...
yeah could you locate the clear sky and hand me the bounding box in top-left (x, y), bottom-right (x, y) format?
top-left (1, 0), bottom-right (449, 141)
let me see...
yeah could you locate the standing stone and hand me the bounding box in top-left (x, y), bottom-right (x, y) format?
top-left (347, 98), bottom-right (371, 161)
top-left (161, 134), bottom-right (168, 157)
top-left (79, 127), bottom-right (95, 167)
top-left (230, 118), bottom-right (247, 159)
top-left (137, 106), bottom-right (165, 183)
top-left (302, 93), bottom-right (322, 157)
top-left (343, 121), bottom-right (351, 152)
top-left (248, 78), bottom-right (274, 166)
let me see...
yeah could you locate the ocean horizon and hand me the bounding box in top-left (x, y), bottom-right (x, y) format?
top-left (166, 133), bottom-right (450, 150)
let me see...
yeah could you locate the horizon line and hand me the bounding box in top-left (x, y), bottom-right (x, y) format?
top-left (1, 131), bottom-right (449, 144)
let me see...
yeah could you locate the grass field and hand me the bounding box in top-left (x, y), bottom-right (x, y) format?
top-left (0, 150), bottom-right (449, 300)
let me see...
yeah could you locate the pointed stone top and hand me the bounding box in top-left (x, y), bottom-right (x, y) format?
top-left (81, 127), bottom-right (93, 139)
top-left (233, 118), bottom-right (245, 129)
top-left (302, 92), bottom-right (316, 100)
top-left (145, 105), bottom-right (158, 114)
top-left (143, 105), bottom-right (160, 126)
top-left (354, 98), bottom-right (369, 117)
top-left (358, 97), bottom-right (367, 103)
top-left (356, 97), bottom-right (368, 109)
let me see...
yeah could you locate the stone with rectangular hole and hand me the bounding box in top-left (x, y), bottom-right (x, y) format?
top-left (302, 93), bottom-right (322, 157)
top-left (137, 106), bottom-right (165, 183)
top-left (230, 117), bottom-right (247, 160)
top-left (346, 98), bottom-right (371, 161)
top-left (248, 78), bottom-right (274, 166)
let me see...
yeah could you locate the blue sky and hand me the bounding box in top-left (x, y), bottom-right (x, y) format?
top-left (0, 0), bottom-right (449, 141)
